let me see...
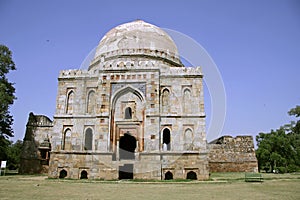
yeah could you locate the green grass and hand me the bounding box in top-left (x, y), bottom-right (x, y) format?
top-left (211, 172), bottom-right (300, 182)
top-left (0, 173), bottom-right (299, 200)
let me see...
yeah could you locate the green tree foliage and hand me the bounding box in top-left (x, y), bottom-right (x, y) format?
top-left (0, 137), bottom-right (10, 161)
top-left (256, 105), bottom-right (300, 173)
top-left (7, 140), bottom-right (23, 170)
top-left (0, 44), bottom-right (16, 138)
top-left (288, 105), bottom-right (300, 117)
top-left (0, 44), bottom-right (16, 162)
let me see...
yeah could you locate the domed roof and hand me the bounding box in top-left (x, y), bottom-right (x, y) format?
top-left (93, 20), bottom-right (182, 67)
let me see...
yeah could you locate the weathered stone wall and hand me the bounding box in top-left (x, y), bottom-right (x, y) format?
top-left (48, 151), bottom-right (209, 180)
top-left (20, 21), bottom-right (210, 180)
top-left (48, 152), bottom-right (118, 179)
top-left (161, 152), bottom-right (209, 180)
top-left (208, 136), bottom-right (258, 172)
top-left (19, 113), bottom-right (53, 174)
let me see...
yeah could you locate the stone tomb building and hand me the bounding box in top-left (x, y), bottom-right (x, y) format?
top-left (20, 20), bottom-right (258, 180)
top-left (21, 20), bottom-right (208, 180)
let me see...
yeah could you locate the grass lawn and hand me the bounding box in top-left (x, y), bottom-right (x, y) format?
top-left (0, 173), bottom-right (299, 200)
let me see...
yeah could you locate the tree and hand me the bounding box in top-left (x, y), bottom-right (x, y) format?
top-left (7, 140), bottom-right (23, 170)
top-left (256, 105), bottom-right (300, 173)
top-left (0, 44), bottom-right (16, 161)
top-left (287, 105), bottom-right (300, 170)
top-left (0, 136), bottom-right (10, 161)
top-left (288, 105), bottom-right (300, 118)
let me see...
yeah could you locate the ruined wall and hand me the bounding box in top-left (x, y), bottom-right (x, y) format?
top-left (19, 113), bottom-right (52, 174)
top-left (208, 136), bottom-right (258, 172)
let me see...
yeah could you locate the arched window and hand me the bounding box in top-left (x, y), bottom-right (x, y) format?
top-left (62, 129), bottom-right (71, 150)
top-left (186, 171), bottom-right (197, 180)
top-left (84, 128), bottom-right (93, 150)
top-left (184, 128), bottom-right (193, 150)
top-left (87, 91), bottom-right (96, 114)
top-left (165, 171), bottom-right (173, 180)
top-left (183, 88), bottom-right (191, 113)
top-left (59, 169), bottom-right (67, 179)
top-left (66, 91), bottom-right (74, 114)
top-left (162, 89), bottom-right (170, 113)
top-left (80, 170), bottom-right (88, 179)
top-left (124, 107), bottom-right (132, 119)
top-left (163, 128), bottom-right (171, 151)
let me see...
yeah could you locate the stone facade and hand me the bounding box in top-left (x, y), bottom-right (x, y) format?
top-left (20, 20), bottom-right (258, 179)
top-left (208, 136), bottom-right (258, 172)
top-left (20, 20), bottom-right (209, 180)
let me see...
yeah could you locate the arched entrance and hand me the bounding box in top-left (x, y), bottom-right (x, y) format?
top-left (119, 132), bottom-right (136, 160)
top-left (59, 169), bottom-right (67, 179)
top-left (80, 170), bottom-right (88, 179)
top-left (109, 86), bottom-right (145, 154)
top-left (186, 171), bottom-right (197, 180)
top-left (165, 171), bottom-right (173, 180)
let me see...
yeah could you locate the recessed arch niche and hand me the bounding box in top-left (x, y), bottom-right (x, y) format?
top-left (109, 86), bottom-right (145, 154)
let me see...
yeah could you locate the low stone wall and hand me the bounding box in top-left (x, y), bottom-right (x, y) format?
top-left (208, 136), bottom-right (258, 173)
top-left (209, 162), bottom-right (258, 172)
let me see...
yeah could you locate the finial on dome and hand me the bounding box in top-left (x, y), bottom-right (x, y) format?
top-left (134, 19), bottom-right (144, 22)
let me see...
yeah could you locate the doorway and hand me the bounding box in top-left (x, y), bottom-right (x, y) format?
top-left (186, 171), bottom-right (197, 180)
top-left (80, 170), bottom-right (88, 179)
top-left (164, 171), bottom-right (173, 180)
top-left (119, 132), bottom-right (136, 160)
top-left (119, 164), bottom-right (134, 179)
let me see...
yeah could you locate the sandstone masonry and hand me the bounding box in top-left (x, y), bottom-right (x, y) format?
top-left (19, 20), bottom-right (258, 180)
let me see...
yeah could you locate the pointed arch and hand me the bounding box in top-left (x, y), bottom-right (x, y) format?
top-left (124, 107), bottom-right (132, 119)
top-left (186, 171), bottom-right (197, 180)
top-left (62, 128), bottom-right (71, 150)
top-left (184, 128), bottom-right (193, 150)
top-left (87, 90), bottom-right (96, 114)
top-left (111, 86), bottom-right (145, 108)
top-left (59, 169), bottom-right (68, 179)
top-left (84, 128), bottom-right (93, 150)
top-left (183, 88), bottom-right (191, 113)
top-left (165, 171), bottom-right (173, 180)
top-left (66, 90), bottom-right (74, 114)
top-left (80, 170), bottom-right (88, 179)
top-left (109, 85), bottom-right (145, 153)
top-left (161, 88), bottom-right (170, 113)
top-left (162, 128), bottom-right (171, 151)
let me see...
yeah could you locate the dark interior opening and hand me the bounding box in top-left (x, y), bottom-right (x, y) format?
top-left (165, 171), bottom-right (173, 180)
top-left (59, 169), bottom-right (67, 179)
top-left (186, 171), bottom-right (197, 180)
top-left (163, 129), bottom-right (171, 150)
top-left (84, 128), bottom-right (93, 150)
top-left (119, 164), bottom-right (133, 180)
top-left (119, 132), bottom-right (136, 160)
top-left (40, 150), bottom-right (47, 159)
top-left (125, 107), bottom-right (132, 119)
top-left (80, 170), bottom-right (88, 179)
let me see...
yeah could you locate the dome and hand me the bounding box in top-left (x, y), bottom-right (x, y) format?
top-left (92, 20), bottom-right (182, 67)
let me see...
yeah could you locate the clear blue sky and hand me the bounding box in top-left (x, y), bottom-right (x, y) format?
top-left (0, 0), bottom-right (299, 142)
